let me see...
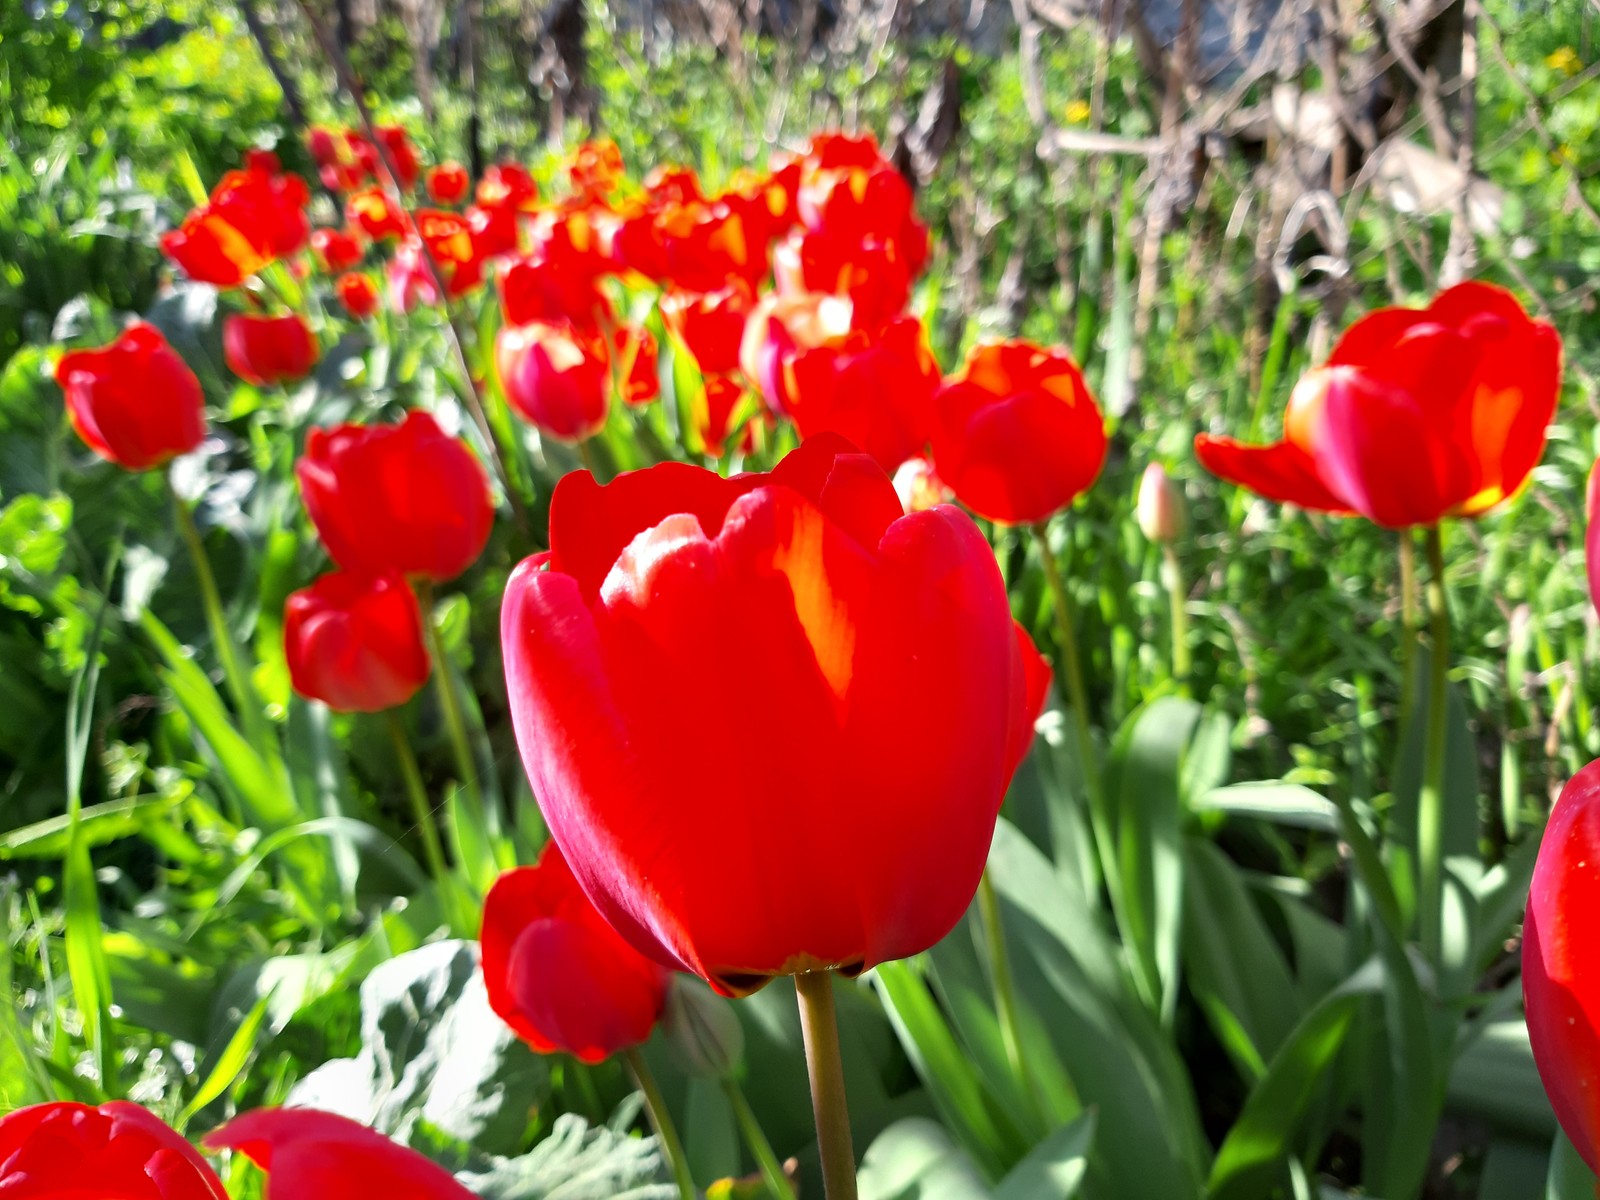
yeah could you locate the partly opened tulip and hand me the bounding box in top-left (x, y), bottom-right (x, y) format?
top-left (224, 312), bottom-right (319, 386)
top-left (931, 339), bottom-right (1108, 525)
top-left (1524, 758), bottom-right (1600, 1174)
top-left (501, 436), bottom-right (1042, 996)
top-left (56, 322), bottom-right (206, 471)
top-left (284, 570), bottom-right (431, 713)
top-left (336, 272), bottom-right (381, 319)
top-left (1194, 282), bottom-right (1561, 528)
top-left (482, 840), bottom-right (671, 1062)
top-left (297, 410), bottom-right (495, 583)
top-left (0, 1100), bottom-right (228, 1199)
top-left (425, 161), bottom-right (471, 205)
top-left (496, 319), bottom-right (612, 441)
top-left (206, 1107), bottom-right (475, 1200)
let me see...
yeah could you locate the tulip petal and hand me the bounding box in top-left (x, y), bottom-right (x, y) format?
top-left (1192, 433), bottom-right (1350, 515)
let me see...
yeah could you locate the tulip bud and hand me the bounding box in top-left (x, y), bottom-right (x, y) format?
top-left (283, 571), bottom-right (431, 713)
top-left (224, 313), bottom-right (319, 386)
top-left (663, 976), bottom-right (745, 1079)
top-left (495, 319), bottom-right (611, 442)
top-left (425, 161), bottom-right (471, 206)
top-left (336, 272), bottom-right (380, 320)
top-left (1136, 463), bottom-right (1185, 543)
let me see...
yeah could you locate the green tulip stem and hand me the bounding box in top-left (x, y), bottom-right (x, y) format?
top-left (416, 581), bottom-right (485, 820)
top-left (625, 1047), bottom-right (698, 1200)
top-left (1029, 522), bottom-right (1101, 810)
top-left (1398, 529), bottom-right (1419, 726)
top-left (577, 437), bottom-right (604, 482)
top-left (977, 870), bottom-right (1045, 1123)
top-left (1418, 525), bottom-right (1451, 967)
top-left (385, 709), bottom-right (449, 883)
top-left (165, 473), bottom-right (270, 751)
top-left (1162, 543), bottom-right (1191, 693)
top-left (794, 971), bottom-right (858, 1200)
top-left (724, 1077), bottom-right (798, 1200)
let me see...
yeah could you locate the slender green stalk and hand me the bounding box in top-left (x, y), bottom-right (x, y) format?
top-left (1398, 529), bottom-right (1419, 726)
top-left (165, 473), bottom-right (270, 750)
top-left (724, 1077), bottom-right (797, 1200)
top-left (794, 971), bottom-right (857, 1200)
top-left (1029, 522), bottom-right (1100, 807)
top-left (1161, 543), bottom-right (1191, 693)
top-left (976, 871), bottom-right (1043, 1122)
top-left (1418, 525), bottom-right (1451, 966)
top-left (385, 710), bottom-right (449, 882)
top-left (416, 581), bottom-right (484, 813)
top-left (577, 437), bottom-right (605, 481)
top-left (625, 1047), bottom-right (697, 1200)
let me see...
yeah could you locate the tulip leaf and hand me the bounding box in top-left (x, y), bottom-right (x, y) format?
top-left (993, 1110), bottom-right (1095, 1200)
top-left (1206, 961), bottom-right (1384, 1200)
top-left (1192, 783), bottom-right (1340, 833)
top-left (1547, 1131), bottom-right (1598, 1200)
top-left (289, 940), bottom-right (549, 1157)
top-left (456, 1112), bottom-right (675, 1200)
top-left (857, 1117), bottom-right (992, 1200)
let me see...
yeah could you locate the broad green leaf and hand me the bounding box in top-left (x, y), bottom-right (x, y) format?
top-left (857, 1117), bottom-right (991, 1200)
top-left (289, 940), bottom-right (549, 1156)
top-left (1207, 963), bottom-right (1383, 1200)
top-left (994, 1111), bottom-right (1095, 1200)
top-left (1194, 784), bottom-right (1339, 833)
top-left (1448, 1017), bottom-right (1557, 1142)
top-left (1547, 1131), bottom-right (1598, 1199)
top-left (458, 1113), bottom-right (674, 1200)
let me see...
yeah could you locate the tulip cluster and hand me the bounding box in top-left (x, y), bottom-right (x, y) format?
top-left (0, 1100), bottom-right (474, 1199)
top-left (285, 410), bottom-right (494, 713)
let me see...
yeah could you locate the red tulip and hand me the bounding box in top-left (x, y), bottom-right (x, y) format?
top-left (931, 339), bottom-right (1108, 525)
top-left (1587, 462), bottom-right (1600, 619)
top-left (660, 280), bottom-right (754, 376)
top-left (615, 324), bottom-right (660, 406)
top-left (568, 138), bottom-right (625, 200)
top-left (746, 300), bottom-right (939, 472)
top-left (297, 410), bottom-right (495, 583)
top-left (773, 227), bottom-right (916, 332)
top-left (500, 436), bottom-right (1042, 996)
top-left (1195, 282), bottom-right (1561, 528)
top-left (468, 202), bottom-right (521, 259)
top-left (346, 187), bottom-right (409, 242)
top-left (425, 161), bottom-right (471, 205)
top-left (162, 166), bottom-right (311, 287)
top-left (482, 840), bottom-right (671, 1062)
top-left (307, 127), bottom-right (341, 166)
top-left (224, 313), bottom-right (319, 386)
top-left (496, 320), bottom-right (612, 441)
top-left (1524, 758), bottom-right (1600, 1175)
top-left (717, 164), bottom-right (800, 249)
top-left (476, 162), bottom-right (540, 213)
top-left (205, 1107), bottom-right (476, 1200)
top-left (499, 254), bottom-right (614, 332)
top-left (375, 125), bottom-right (421, 191)
top-left (656, 201), bottom-right (765, 293)
top-left (336, 272), bottom-right (381, 320)
top-left (0, 1101), bottom-right (228, 1199)
top-left (698, 374), bottom-right (762, 457)
top-left (284, 570), bottom-right (431, 712)
top-left (311, 227), bottom-right (364, 272)
top-left (244, 146), bottom-right (282, 176)
top-left (56, 322), bottom-right (206, 471)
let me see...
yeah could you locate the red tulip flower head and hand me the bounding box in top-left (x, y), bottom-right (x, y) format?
top-left (0, 1101), bottom-right (228, 1199)
top-left (495, 319), bottom-right (612, 442)
top-left (284, 571), bottom-right (431, 713)
top-left (336, 272), bottom-right (381, 319)
top-left (500, 436), bottom-right (1044, 996)
top-left (615, 324), bottom-right (661, 407)
top-left (311, 227), bottom-right (365, 273)
top-left (476, 163), bottom-right (541, 214)
top-left (297, 410), bottom-right (495, 583)
top-left (346, 187), bottom-right (409, 242)
top-left (746, 298), bottom-right (940, 472)
top-left (56, 322), bottom-right (206, 471)
top-left (1195, 282), bottom-right (1561, 528)
top-left (224, 313), bottom-right (319, 386)
top-left (205, 1108), bottom-right (476, 1200)
top-left (482, 840), bottom-right (671, 1062)
top-left (424, 162), bottom-right (470, 205)
top-left (660, 280), bottom-right (754, 377)
top-left (931, 339), bottom-right (1108, 525)
top-left (375, 125), bottom-right (421, 191)
top-left (162, 163), bottom-right (311, 287)
top-left (1524, 759), bottom-right (1600, 1175)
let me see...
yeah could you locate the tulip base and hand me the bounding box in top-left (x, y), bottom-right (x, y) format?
top-left (795, 971), bottom-right (858, 1200)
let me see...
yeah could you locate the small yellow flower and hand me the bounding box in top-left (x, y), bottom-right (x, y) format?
top-left (1546, 46), bottom-right (1582, 75)
top-left (1064, 99), bottom-right (1092, 125)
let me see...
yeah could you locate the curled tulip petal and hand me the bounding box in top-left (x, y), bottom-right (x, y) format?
top-left (224, 313), bottom-right (319, 386)
top-left (205, 1108), bottom-right (476, 1199)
